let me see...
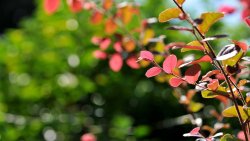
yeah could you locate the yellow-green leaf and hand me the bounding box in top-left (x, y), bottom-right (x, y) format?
top-left (141, 29), bottom-right (155, 46)
top-left (201, 90), bottom-right (217, 98)
top-left (220, 134), bottom-right (240, 141)
top-left (175, 0), bottom-right (185, 6)
top-left (188, 102), bottom-right (204, 112)
top-left (222, 105), bottom-right (249, 121)
top-left (222, 50), bottom-right (244, 67)
top-left (158, 8), bottom-right (182, 23)
top-left (181, 40), bottom-right (208, 52)
top-left (201, 86), bottom-right (227, 98)
top-left (197, 12), bottom-right (224, 35)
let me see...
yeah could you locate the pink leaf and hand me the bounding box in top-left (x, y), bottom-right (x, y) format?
top-left (183, 127), bottom-right (203, 138)
top-left (100, 38), bottom-right (111, 50)
top-left (145, 67), bottom-right (162, 78)
top-left (91, 36), bottom-right (102, 45)
top-left (126, 56), bottom-right (140, 69)
top-left (113, 42), bottom-right (123, 53)
top-left (237, 131), bottom-right (245, 141)
top-left (44, 0), bottom-right (60, 14)
top-left (245, 16), bottom-right (250, 27)
top-left (169, 77), bottom-right (184, 87)
top-left (218, 5), bottom-right (235, 14)
top-left (68, 0), bottom-right (82, 13)
top-left (184, 64), bottom-right (201, 84)
top-left (109, 53), bottom-right (123, 72)
top-left (139, 50), bottom-right (154, 61)
top-left (232, 40), bottom-right (248, 52)
top-left (202, 70), bottom-right (221, 81)
top-left (93, 50), bottom-right (107, 60)
top-left (190, 127), bottom-right (200, 135)
top-left (81, 133), bottom-right (96, 141)
top-left (163, 54), bottom-right (177, 74)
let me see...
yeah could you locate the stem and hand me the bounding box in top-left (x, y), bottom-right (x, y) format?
top-left (172, 1), bottom-right (249, 140)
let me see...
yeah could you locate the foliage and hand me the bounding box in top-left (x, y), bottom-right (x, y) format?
top-left (0, 0), bottom-right (250, 141)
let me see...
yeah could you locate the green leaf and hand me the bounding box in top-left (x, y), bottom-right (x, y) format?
top-left (197, 12), bottom-right (224, 35)
top-left (188, 101), bottom-right (204, 112)
top-left (220, 134), bottom-right (241, 141)
top-left (158, 8), bottom-right (182, 23)
top-left (222, 105), bottom-right (249, 121)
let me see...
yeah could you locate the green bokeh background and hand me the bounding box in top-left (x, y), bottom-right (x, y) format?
top-left (0, 0), bottom-right (249, 140)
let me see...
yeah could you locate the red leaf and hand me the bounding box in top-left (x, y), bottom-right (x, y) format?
top-left (68, 0), bottom-right (82, 13)
top-left (109, 53), bottom-right (123, 72)
top-left (100, 38), bottom-right (111, 50)
top-left (169, 77), bottom-right (184, 87)
top-left (163, 54), bottom-right (177, 74)
top-left (218, 5), bottom-right (235, 14)
top-left (44, 0), bottom-right (60, 14)
top-left (202, 70), bottom-right (221, 81)
top-left (126, 56), bottom-right (140, 69)
top-left (184, 64), bottom-right (201, 84)
top-left (145, 67), bottom-right (162, 78)
top-left (103, 0), bottom-right (113, 10)
top-left (113, 42), bottom-right (123, 53)
top-left (139, 50), bottom-right (154, 61)
top-left (232, 40), bottom-right (248, 52)
top-left (93, 50), bottom-right (107, 60)
top-left (91, 10), bottom-right (103, 24)
top-left (245, 16), bottom-right (250, 27)
top-left (180, 55), bottom-right (212, 68)
top-left (215, 95), bottom-right (229, 106)
top-left (207, 79), bottom-right (219, 90)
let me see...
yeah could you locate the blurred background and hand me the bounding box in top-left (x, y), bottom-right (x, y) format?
top-left (0, 0), bottom-right (249, 141)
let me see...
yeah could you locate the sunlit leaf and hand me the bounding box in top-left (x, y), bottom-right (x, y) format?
top-left (175, 0), bottom-right (185, 6)
top-left (207, 79), bottom-right (219, 90)
top-left (158, 8), bottom-right (182, 23)
top-left (218, 5), bottom-right (236, 14)
top-left (197, 12), bottom-right (224, 35)
top-left (113, 42), bottom-right (123, 53)
top-left (139, 51), bottom-right (154, 61)
top-left (141, 29), bottom-right (155, 46)
top-left (201, 90), bottom-right (217, 98)
top-left (179, 55), bottom-right (212, 68)
top-left (109, 53), bottom-right (123, 72)
top-left (169, 77), bottom-right (184, 87)
top-left (220, 134), bottom-right (241, 141)
top-left (105, 18), bottom-right (117, 35)
top-left (181, 40), bottom-right (206, 52)
top-left (232, 40), bottom-right (248, 52)
top-left (222, 105), bottom-right (249, 120)
top-left (163, 54), bottom-right (177, 74)
top-left (202, 70), bottom-right (221, 81)
top-left (93, 50), bottom-right (107, 60)
top-left (126, 56), bottom-right (140, 69)
top-left (123, 38), bottom-right (136, 52)
top-left (188, 102), bottom-right (204, 112)
top-left (244, 16), bottom-right (250, 27)
top-left (99, 38), bottom-right (111, 50)
top-left (44, 0), bottom-right (60, 14)
top-left (91, 10), bottom-right (103, 24)
top-left (184, 64), bottom-right (201, 84)
top-left (145, 67), bottom-right (162, 78)
top-left (103, 0), bottom-right (113, 10)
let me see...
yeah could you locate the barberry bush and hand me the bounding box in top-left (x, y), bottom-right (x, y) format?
top-left (0, 0), bottom-right (250, 140)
